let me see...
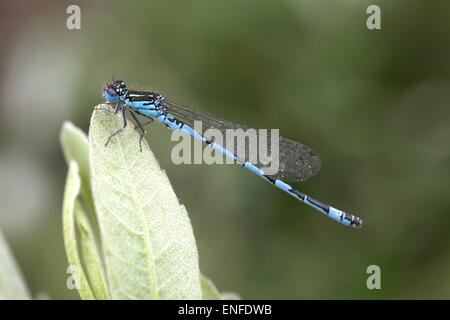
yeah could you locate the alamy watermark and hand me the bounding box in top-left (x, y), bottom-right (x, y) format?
top-left (366, 5), bottom-right (381, 30)
top-left (66, 5), bottom-right (81, 30)
top-left (366, 265), bottom-right (381, 290)
top-left (66, 265), bottom-right (81, 290)
top-left (170, 121), bottom-right (280, 176)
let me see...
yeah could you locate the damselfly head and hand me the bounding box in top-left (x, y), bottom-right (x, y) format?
top-left (103, 80), bottom-right (127, 100)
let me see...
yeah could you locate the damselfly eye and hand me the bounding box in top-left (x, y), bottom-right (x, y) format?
top-left (112, 79), bottom-right (126, 89)
top-left (107, 87), bottom-right (118, 96)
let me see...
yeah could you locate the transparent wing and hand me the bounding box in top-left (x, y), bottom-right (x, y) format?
top-left (164, 99), bottom-right (321, 182)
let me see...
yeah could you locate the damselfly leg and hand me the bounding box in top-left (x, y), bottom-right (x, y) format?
top-left (97, 99), bottom-right (121, 116)
top-left (129, 110), bottom-right (149, 152)
top-left (105, 107), bottom-right (127, 147)
top-left (133, 112), bottom-right (155, 129)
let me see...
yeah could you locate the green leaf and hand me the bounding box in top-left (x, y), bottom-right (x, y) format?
top-left (220, 291), bottom-right (241, 300)
top-left (0, 229), bottom-right (30, 300)
top-left (200, 274), bottom-right (221, 300)
top-left (89, 105), bottom-right (201, 299)
top-left (200, 274), bottom-right (241, 300)
top-left (61, 122), bottom-right (109, 299)
top-left (60, 121), bottom-right (98, 232)
top-left (62, 161), bottom-right (95, 300)
top-left (74, 203), bottom-right (110, 299)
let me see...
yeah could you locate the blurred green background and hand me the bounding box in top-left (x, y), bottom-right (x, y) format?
top-left (0, 0), bottom-right (449, 299)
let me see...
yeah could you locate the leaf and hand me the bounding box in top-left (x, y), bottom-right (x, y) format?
top-left (60, 121), bottom-right (98, 232)
top-left (89, 105), bottom-right (201, 299)
top-left (201, 274), bottom-right (241, 300)
top-left (0, 228), bottom-right (30, 300)
top-left (74, 203), bottom-right (110, 299)
top-left (200, 274), bottom-right (221, 300)
top-left (61, 123), bottom-right (110, 299)
top-left (62, 161), bottom-right (95, 300)
top-left (220, 291), bottom-right (241, 300)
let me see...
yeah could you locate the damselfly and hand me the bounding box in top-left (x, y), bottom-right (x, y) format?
top-left (99, 80), bottom-right (363, 228)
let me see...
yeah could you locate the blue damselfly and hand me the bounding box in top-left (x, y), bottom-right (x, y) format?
top-left (99, 80), bottom-right (363, 228)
